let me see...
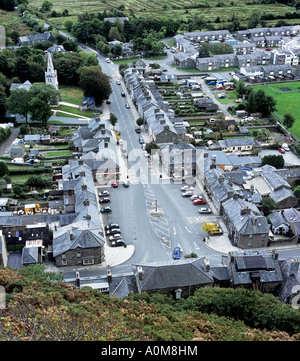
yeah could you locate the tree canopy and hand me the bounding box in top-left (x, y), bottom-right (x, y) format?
top-left (78, 66), bottom-right (111, 105)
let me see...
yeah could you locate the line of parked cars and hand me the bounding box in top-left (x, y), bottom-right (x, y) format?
top-left (180, 186), bottom-right (211, 214)
top-left (105, 223), bottom-right (126, 247)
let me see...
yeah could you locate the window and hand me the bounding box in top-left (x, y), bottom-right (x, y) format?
top-left (62, 259), bottom-right (67, 266)
top-left (77, 252), bottom-right (81, 258)
top-left (83, 258), bottom-right (94, 265)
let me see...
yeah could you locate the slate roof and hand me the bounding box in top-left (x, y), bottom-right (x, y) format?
top-left (229, 250), bottom-right (283, 286)
top-left (53, 228), bottom-right (104, 257)
top-left (133, 258), bottom-right (214, 292)
top-left (283, 208), bottom-right (300, 236)
top-left (269, 211), bottom-right (289, 228)
top-left (223, 198), bottom-right (269, 235)
top-left (22, 247), bottom-right (39, 265)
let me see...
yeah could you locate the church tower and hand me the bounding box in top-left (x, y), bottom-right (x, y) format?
top-left (45, 52), bottom-right (58, 90)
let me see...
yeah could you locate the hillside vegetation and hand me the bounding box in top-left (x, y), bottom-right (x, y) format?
top-left (0, 265), bottom-right (300, 341)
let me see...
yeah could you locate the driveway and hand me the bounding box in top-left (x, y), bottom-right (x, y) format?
top-left (0, 127), bottom-right (20, 156)
top-left (259, 149), bottom-right (300, 166)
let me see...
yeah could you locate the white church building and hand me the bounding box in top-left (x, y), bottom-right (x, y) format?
top-left (45, 52), bottom-right (59, 90)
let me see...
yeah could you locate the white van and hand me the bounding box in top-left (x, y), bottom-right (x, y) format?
top-left (282, 143), bottom-right (290, 151)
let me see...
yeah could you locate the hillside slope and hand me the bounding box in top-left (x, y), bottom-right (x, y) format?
top-left (0, 265), bottom-right (299, 341)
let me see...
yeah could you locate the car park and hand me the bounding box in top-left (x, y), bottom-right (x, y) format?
top-left (100, 207), bottom-right (112, 213)
top-left (182, 191), bottom-right (193, 197)
top-left (193, 198), bottom-right (206, 205)
top-left (99, 190), bottom-right (110, 197)
top-left (99, 197), bottom-right (110, 204)
top-left (278, 148), bottom-right (285, 154)
top-left (106, 228), bottom-right (121, 236)
top-left (121, 91), bottom-right (125, 97)
top-left (125, 103), bottom-right (130, 109)
top-left (111, 239), bottom-right (126, 247)
top-left (112, 181), bottom-right (118, 188)
top-left (173, 247), bottom-right (181, 260)
top-left (139, 136), bottom-right (144, 144)
top-left (105, 223), bottom-right (119, 231)
top-left (199, 207), bottom-right (211, 214)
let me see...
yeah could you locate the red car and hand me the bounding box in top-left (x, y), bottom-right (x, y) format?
top-left (99, 197), bottom-right (110, 204)
top-left (112, 181), bottom-right (118, 188)
top-left (278, 148), bottom-right (285, 154)
top-left (226, 87), bottom-right (234, 91)
top-left (193, 198), bottom-right (206, 205)
top-left (265, 48), bottom-right (271, 51)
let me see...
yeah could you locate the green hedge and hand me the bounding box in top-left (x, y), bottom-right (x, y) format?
top-left (8, 168), bottom-right (53, 175)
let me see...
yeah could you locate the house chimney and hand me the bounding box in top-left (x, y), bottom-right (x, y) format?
top-left (137, 266), bottom-right (144, 280)
top-left (70, 231), bottom-right (74, 240)
top-left (204, 258), bottom-right (210, 272)
top-left (83, 199), bottom-right (90, 206)
top-left (81, 184), bottom-right (87, 190)
top-left (107, 269), bottom-right (112, 283)
top-left (75, 271), bottom-right (80, 288)
top-left (272, 249), bottom-right (278, 260)
top-left (228, 176), bottom-right (233, 186)
top-left (80, 171), bottom-right (85, 177)
top-left (218, 173), bottom-right (225, 182)
top-left (290, 260), bottom-right (300, 276)
top-left (229, 251), bottom-right (234, 263)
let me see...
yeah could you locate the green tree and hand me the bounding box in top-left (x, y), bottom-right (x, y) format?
top-left (145, 141), bottom-right (160, 155)
top-left (108, 27), bottom-right (121, 41)
top-left (78, 66), bottom-right (112, 105)
top-left (136, 117), bottom-right (143, 128)
top-left (0, 84), bottom-right (6, 118)
top-left (262, 154), bottom-right (284, 169)
top-left (283, 113), bottom-right (295, 129)
top-left (41, 0), bottom-right (53, 11)
top-left (26, 175), bottom-right (46, 190)
top-left (0, 161), bottom-right (9, 177)
top-left (63, 19), bottom-right (73, 32)
top-left (7, 88), bottom-right (31, 122)
top-left (109, 113), bottom-right (118, 129)
top-left (261, 196), bottom-right (277, 215)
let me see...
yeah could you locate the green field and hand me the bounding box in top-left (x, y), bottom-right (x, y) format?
top-left (28, 0), bottom-right (297, 29)
top-left (251, 82), bottom-right (300, 140)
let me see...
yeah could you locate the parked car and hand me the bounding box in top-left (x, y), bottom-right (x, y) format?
top-left (112, 181), bottom-right (118, 188)
top-left (99, 190), bottom-right (110, 197)
top-left (116, 80), bottom-right (121, 85)
top-left (193, 198), bottom-right (206, 205)
top-left (162, 69), bottom-right (168, 72)
top-left (106, 228), bottom-right (121, 236)
top-left (139, 136), bottom-right (144, 144)
top-left (173, 247), bottom-right (181, 260)
top-left (121, 91), bottom-right (125, 97)
top-left (135, 128), bottom-right (141, 133)
top-left (106, 58), bottom-right (111, 62)
top-left (199, 207), bottom-right (211, 214)
top-left (123, 181), bottom-right (130, 187)
top-left (144, 151), bottom-right (150, 157)
top-left (282, 143), bottom-right (290, 151)
top-left (108, 234), bottom-right (122, 241)
top-left (278, 148), bottom-right (285, 154)
top-left (265, 48), bottom-right (271, 51)
top-left (182, 191), bottom-right (193, 197)
top-left (125, 103), bottom-right (130, 109)
top-left (100, 207), bottom-right (112, 213)
top-left (105, 223), bottom-right (119, 231)
top-left (106, 99), bottom-right (111, 104)
top-left (99, 197), bottom-right (110, 204)
top-left (181, 185), bottom-right (193, 191)
top-left (111, 239), bottom-right (126, 247)
top-left (190, 194), bottom-right (202, 201)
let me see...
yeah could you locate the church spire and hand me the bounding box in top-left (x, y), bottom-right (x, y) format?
top-left (45, 52), bottom-right (58, 90)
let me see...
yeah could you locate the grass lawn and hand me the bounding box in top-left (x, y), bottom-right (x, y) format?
top-left (52, 105), bottom-right (94, 119)
top-left (46, 151), bottom-right (73, 158)
top-left (59, 85), bottom-right (84, 106)
top-left (250, 82), bottom-right (300, 140)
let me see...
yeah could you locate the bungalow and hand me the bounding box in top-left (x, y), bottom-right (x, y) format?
top-left (18, 31), bottom-right (55, 46)
top-left (133, 258), bottom-right (218, 299)
top-left (218, 137), bottom-right (260, 153)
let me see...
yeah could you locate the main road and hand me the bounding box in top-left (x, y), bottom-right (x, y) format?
top-left (61, 47), bottom-right (228, 280)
